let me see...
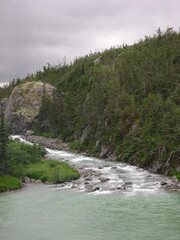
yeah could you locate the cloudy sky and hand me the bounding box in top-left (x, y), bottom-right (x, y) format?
top-left (0, 0), bottom-right (179, 85)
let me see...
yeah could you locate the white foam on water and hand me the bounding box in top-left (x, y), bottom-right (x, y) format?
top-left (91, 190), bottom-right (113, 195)
top-left (10, 135), bottom-right (33, 145)
top-left (69, 156), bottom-right (87, 162)
top-left (51, 183), bottom-right (73, 190)
top-left (11, 135), bottom-right (169, 195)
top-left (47, 149), bottom-right (73, 158)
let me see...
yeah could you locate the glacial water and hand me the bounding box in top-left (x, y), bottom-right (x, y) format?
top-left (0, 136), bottom-right (180, 240)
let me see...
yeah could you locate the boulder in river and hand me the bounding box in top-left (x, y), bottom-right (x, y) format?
top-left (85, 185), bottom-right (100, 192)
top-left (99, 177), bottom-right (110, 182)
top-left (85, 185), bottom-right (94, 192)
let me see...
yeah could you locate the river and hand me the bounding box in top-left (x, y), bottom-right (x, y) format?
top-left (0, 136), bottom-right (180, 240)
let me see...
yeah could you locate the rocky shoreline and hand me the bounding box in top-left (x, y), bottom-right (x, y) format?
top-left (21, 134), bottom-right (180, 193)
top-left (23, 134), bottom-right (69, 151)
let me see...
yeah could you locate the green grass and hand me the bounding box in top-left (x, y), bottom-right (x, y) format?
top-left (0, 175), bottom-right (22, 192)
top-left (25, 160), bottom-right (80, 183)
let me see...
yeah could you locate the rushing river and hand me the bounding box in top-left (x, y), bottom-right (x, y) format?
top-left (0, 136), bottom-right (180, 240)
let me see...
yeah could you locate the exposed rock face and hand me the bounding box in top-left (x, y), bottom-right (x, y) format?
top-left (79, 125), bottom-right (90, 144)
top-left (94, 56), bottom-right (101, 64)
top-left (4, 81), bottom-right (57, 134)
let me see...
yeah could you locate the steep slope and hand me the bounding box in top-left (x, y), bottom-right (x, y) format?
top-left (0, 28), bottom-right (179, 176)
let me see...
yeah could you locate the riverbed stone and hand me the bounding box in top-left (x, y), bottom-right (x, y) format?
top-left (85, 185), bottom-right (94, 192)
top-left (111, 166), bottom-right (117, 169)
top-left (93, 173), bottom-right (102, 177)
top-left (85, 185), bottom-right (100, 192)
top-left (24, 177), bottom-right (31, 183)
top-left (85, 177), bottom-right (92, 181)
top-left (124, 181), bottom-right (133, 185)
top-left (98, 166), bottom-right (103, 169)
top-left (36, 179), bottom-right (42, 184)
top-left (99, 177), bottom-right (110, 182)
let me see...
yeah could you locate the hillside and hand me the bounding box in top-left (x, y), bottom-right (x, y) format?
top-left (0, 28), bottom-right (180, 176)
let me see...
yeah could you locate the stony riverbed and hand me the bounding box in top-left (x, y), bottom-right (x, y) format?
top-left (13, 135), bottom-right (180, 193)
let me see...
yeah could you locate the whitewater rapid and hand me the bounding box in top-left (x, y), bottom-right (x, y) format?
top-left (12, 135), bottom-right (169, 195)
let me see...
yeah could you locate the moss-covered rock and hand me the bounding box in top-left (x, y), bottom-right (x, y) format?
top-left (4, 81), bottom-right (57, 134)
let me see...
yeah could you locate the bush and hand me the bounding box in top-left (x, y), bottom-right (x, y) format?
top-left (5, 140), bottom-right (46, 176)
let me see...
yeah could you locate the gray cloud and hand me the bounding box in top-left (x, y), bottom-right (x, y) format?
top-left (0, 0), bottom-right (179, 84)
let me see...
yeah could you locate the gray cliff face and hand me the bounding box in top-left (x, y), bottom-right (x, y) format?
top-left (4, 81), bottom-right (57, 134)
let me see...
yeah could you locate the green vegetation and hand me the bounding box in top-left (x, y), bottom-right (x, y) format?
top-left (0, 136), bottom-right (80, 191)
top-left (0, 112), bottom-right (9, 174)
top-left (25, 160), bottom-right (80, 183)
top-left (69, 140), bottom-right (86, 151)
top-left (6, 140), bottom-right (47, 177)
top-left (0, 27), bottom-right (180, 174)
top-left (0, 113), bottom-right (80, 191)
top-left (0, 175), bottom-right (22, 192)
top-left (0, 132), bottom-right (47, 192)
top-left (169, 171), bottom-right (180, 181)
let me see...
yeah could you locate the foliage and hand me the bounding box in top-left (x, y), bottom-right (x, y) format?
top-left (0, 112), bottom-right (9, 174)
top-left (1, 28), bottom-right (180, 171)
top-left (69, 141), bottom-right (85, 151)
top-left (0, 175), bottom-right (22, 192)
top-left (25, 160), bottom-right (80, 183)
top-left (5, 140), bottom-right (46, 177)
top-left (169, 171), bottom-right (180, 181)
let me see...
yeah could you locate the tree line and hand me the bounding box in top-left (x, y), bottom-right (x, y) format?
top-left (1, 27), bottom-right (180, 174)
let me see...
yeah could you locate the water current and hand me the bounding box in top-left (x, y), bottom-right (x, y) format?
top-left (0, 136), bottom-right (179, 240)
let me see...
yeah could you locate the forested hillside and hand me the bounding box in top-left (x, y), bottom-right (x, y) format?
top-left (1, 28), bottom-right (180, 175)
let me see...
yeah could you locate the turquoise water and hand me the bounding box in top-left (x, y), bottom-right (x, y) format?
top-left (1, 136), bottom-right (180, 240)
top-left (0, 184), bottom-right (179, 240)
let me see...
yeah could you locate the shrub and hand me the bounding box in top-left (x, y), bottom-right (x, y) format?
top-left (5, 140), bottom-right (46, 177)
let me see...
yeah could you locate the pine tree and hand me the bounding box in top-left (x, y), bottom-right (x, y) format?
top-left (0, 112), bottom-right (8, 174)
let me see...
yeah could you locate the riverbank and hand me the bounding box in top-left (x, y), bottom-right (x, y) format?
top-left (22, 135), bottom-right (70, 151)
top-left (0, 175), bottom-right (22, 192)
top-left (22, 134), bottom-right (180, 192)
top-left (0, 160), bottom-right (80, 193)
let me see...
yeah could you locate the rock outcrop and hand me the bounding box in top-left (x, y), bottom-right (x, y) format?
top-left (24, 135), bottom-right (69, 151)
top-left (4, 81), bottom-right (57, 134)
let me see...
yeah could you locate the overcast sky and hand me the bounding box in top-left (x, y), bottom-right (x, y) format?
top-left (0, 0), bottom-right (179, 85)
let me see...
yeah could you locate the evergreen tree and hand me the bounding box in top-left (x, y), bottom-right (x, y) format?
top-left (0, 28), bottom-right (179, 172)
top-left (0, 112), bottom-right (8, 174)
